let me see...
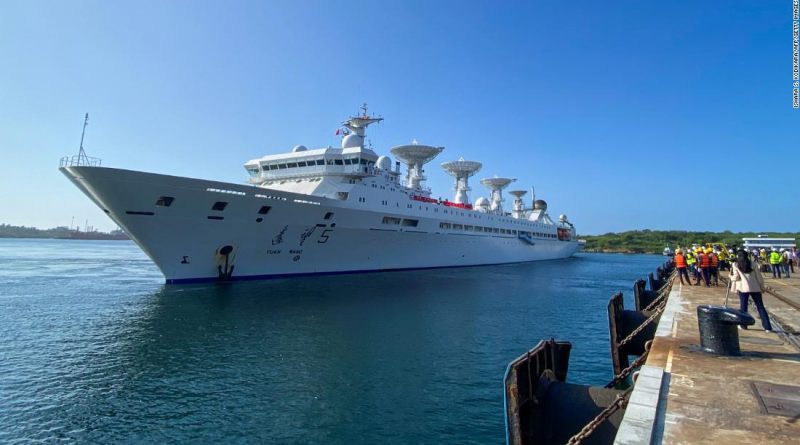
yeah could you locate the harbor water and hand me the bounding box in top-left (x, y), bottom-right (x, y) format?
top-left (0, 239), bottom-right (664, 444)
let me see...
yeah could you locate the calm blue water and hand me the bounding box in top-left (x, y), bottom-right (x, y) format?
top-left (0, 239), bottom-right (664, 444)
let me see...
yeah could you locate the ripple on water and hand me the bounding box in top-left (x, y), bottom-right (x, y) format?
top-left (0, 239), bottom-right (665, 444)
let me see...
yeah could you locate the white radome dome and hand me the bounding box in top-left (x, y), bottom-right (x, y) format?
top-left (475, 197), bottom-right (490, 208)
top-left (341, 133), bottom-right (364, 148)
top-left (376, 156), bottom-right (392, 170)
top-left (559, 214), bottom-right (568, 221)
top-left (292, 145), bottom-right (308, 152)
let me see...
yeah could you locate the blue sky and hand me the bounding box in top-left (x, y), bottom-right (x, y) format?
top-left (1, 1), bottom-right (797, 234)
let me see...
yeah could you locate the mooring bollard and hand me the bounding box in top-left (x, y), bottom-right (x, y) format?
top-left (696, 305), bottom-right (755, 356)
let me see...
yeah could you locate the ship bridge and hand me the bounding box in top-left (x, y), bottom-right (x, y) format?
top-left (245, 146), bottom-right (379, 183)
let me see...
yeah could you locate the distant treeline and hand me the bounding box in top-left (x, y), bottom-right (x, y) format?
top-left (0, 224), bottom-right (128, 240)
top-left (579, 230), bottom-right (799, 254)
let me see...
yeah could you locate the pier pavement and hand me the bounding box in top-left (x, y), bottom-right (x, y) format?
top-left (614, 272), bottom-right (800, 445)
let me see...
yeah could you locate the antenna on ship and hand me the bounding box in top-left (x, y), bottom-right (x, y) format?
top-left (341, 103), bottom-right (383, 149)
top-left (78, 112), bottom-right (89, 165)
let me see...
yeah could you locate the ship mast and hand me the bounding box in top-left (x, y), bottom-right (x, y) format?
top-left (77, 113), bottom-right (89, 165)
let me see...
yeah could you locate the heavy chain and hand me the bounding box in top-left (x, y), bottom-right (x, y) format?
top-left (605, 340), bottom-right (653, 388)
top-left (644, 281), bottom-right (673, 312)
top-left (618, 300), bottom-right (666, 348)
top-left (565, 387), bottom-right (633, 445)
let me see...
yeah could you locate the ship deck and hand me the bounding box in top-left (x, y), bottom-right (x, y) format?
top-left (614, 272), bottom-right (800, 444)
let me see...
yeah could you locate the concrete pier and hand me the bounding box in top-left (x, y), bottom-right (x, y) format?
top-left (614, 273), bottom-right (800, 444)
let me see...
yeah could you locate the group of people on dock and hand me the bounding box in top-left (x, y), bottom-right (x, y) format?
top-left (672, 247), bottom-right (725, 287)
top-left (672, 245), bottom-right (797, 333)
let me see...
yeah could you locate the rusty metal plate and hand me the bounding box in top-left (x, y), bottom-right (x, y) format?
top-left (750, 381), bottom-right (800, 417)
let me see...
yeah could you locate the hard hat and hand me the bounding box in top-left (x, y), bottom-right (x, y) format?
top-left (705, 248), bottom-right (712, 254)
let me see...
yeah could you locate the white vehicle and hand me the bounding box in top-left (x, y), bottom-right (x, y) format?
top-left (60, 108), bottom-right (581, 284)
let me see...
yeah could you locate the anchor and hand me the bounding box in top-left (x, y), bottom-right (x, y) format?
top-left (217, 245), bottom-right (235, 282)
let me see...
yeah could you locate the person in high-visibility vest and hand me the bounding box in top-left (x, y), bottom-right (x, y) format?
top-left (695, 248), bottom-right (711, 287)
top-left (686, 250), bottom-right (697, 278)
top-left (709, 249), bottom-right (720, 286)
top-left (781, 249), bottom-right (791, 279)
top-left (718, 249), bottom-right (729, 271)
top-left (674, 249), bottom-right (691, 285)
top-left (769, 248), bottom-right (783, 278)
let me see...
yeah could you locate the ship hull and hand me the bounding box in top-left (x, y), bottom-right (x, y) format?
top-left (61, 166), bottom-right (580, 283)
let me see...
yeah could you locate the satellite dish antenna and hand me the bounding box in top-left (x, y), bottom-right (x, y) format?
top-left (390, 144), bottom-right (444, 189)
top-left (441, 157), bottom-right (482, 204)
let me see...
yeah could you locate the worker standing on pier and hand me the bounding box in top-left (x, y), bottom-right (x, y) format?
top-left (730, 250), bottom-right (773, 332)
top-left (674, 249), bottom-right (691, 285)
top-left (686, 249), bottom-right (697, 279)
top-left (695, 248), bottom-right (711, 287)
top-left (781, 249), bottom-right (791, 278)
top-left (769, 248), bottom-right (783, 278)
top-left (709, 249), bottom-right (719, 286)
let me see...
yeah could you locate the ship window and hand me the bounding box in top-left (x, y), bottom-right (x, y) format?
top-left (287, 162), bottom-right (298, 168)
top-left (324, 212), bottom-right (334, 220)
top-left (493, 228), bottom-right (499, 233)
top-left (258, 206), bottom-right (271, 215)
top-left (268, 164), bottom-right (278, 170)
top-left (155, 196), bottom-right (174, 207)
top-left (360, 158), bottom-right (368, 165)
top-left (256, 217), bottom-right (263, 223)
top-left (401, 219), bottom-right (418, 227)
top-left (345, 158), bottom-right (354, 165)
top-left (297, 161), bottom-right (307, 167)
top-left (277, 164), bottom-right (287, 169)
top-left (207, 216), bottom-right (224, 220)
top-left (465, 225), bottom-right (473, 231)
top-left (382, 216), bottom-right (401, 225)
top-left (212, 201), bottom-right (228, 211)
top-left (453, 224), bottom-right (464, 230)
top-left (440, 222), bottom-right (451, 229)
top-left (474, 226), bottom-right (482, 232)
top-left (316, 159), bottom-right (325, 165)
top-left (334, 159), bottom-right (343, 165)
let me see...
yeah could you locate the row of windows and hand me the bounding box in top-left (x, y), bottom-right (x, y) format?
top-left (437, 222), bottom-right (557, 238)
top-left (260, 157), bottom-right (376, 171)
top-left (154, 195), bottom-right (272, 215)
top-left (381, 217), bottom-right (419, 227)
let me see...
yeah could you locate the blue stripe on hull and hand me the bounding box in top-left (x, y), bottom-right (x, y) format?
top-left (165, 256), bottom-right (576, 284)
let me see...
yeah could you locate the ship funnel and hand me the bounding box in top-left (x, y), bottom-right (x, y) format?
top-left (480, 177), bottom-right (516, 214)
top-left (390, 143), bottom-right (444, 189)
top-left (441, 157), bottom-right (482, 204)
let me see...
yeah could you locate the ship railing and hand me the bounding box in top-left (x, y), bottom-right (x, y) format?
top-left (60, 155), bottom-right (102, 168)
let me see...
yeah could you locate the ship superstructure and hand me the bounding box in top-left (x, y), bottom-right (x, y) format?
top-left (60, 107), bottom-right (580, 283)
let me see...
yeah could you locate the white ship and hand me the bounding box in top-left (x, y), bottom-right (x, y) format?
top-left (60, 108), bottom-right (580, 284)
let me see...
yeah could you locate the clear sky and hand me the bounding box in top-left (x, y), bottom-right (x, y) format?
top-left (1, 1), bottom-right (797, 234)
